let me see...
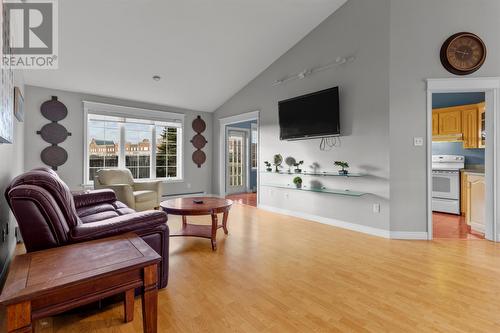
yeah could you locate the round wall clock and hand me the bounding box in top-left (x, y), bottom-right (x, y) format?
top-left (440, 32), bottom-right (486, 75)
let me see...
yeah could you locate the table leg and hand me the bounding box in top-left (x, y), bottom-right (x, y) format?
top-left (6, 301), bottom-right (32, 333)
top-left (124, 288), bottom-right (135, 323)
top-left (182, 215), bottom-right (187, 228)
top-left (222, 210), bottom-right (229, 235)
top-left (211, 213), bottom-right (218, 250)
top-left (142, 264), bottom-right (158, 333)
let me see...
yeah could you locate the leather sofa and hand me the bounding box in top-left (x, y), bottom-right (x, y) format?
top-left (5, 167), bottom-right (169, 288)
top-left (94, 169), bottom-right (163, 212)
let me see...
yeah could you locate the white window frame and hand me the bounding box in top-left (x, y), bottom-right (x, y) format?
top-left (83, 101), bottom-right (184, 185)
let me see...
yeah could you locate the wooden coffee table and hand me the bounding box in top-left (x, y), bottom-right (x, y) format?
top-left (0, 234), bottom-right (160, 333)
top-left (160, 197), bottom-right (233, 250)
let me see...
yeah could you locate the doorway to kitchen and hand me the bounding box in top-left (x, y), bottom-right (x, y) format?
top-left (427, 78), bottom-right (499, 241)
top-left (219, 111), bottom-right (259, 207)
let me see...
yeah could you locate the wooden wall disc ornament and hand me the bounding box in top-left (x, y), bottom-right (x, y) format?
top-left (192, 116), bottom-right (206, 133)
top-left (191, 115), bottom-right (207, 168)
top-left (191, 133), bottom-right (207, 149)
top-left (37, 123), bottom-right (71, 144)
top-left (41, 146), bottom-right (68, 169)
top-left (37, 96), bottom-right (72, 170)
top-left (41, 96), bottom-right (68, 121)
top-left (192, 150), bottom-right (206, 167)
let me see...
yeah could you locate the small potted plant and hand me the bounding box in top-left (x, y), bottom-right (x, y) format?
top-left (273, 154), bottom-right (283, 172)
top-left (334, 161), bottom-right (349, 175)
top-left (293, 160), bottom-right (304, 173)
top-left (293, 176), bottom-right (303, 189)
top-left (264, 161), bottom-right (272, 172)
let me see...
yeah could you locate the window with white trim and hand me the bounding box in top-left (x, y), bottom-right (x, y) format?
top-left (85, 103), bottom-right (183, 183)
top-left (251, 123), bottom-right (258, 169)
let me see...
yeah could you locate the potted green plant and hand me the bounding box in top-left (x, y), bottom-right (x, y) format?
top-left (293, 160), bottom-right (304, 173)
top-left (264, 161), bottom-right (272, 172)
top-left (293, 176), bottom-right (303, 189)
top-left (334, 161), bottom-right (349, 175)
top-left (273, 154), bottom-right (283, 172)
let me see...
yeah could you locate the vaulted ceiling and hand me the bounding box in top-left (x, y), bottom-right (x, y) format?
top-left (24, 0), bottom-right (348, 111)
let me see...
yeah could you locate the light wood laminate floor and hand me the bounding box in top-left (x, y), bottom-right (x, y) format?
top-left (23, 203), bottom-right (500, 332)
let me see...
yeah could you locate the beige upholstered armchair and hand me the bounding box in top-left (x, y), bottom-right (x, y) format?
top-left (94, 169), bottom-right (162, 211)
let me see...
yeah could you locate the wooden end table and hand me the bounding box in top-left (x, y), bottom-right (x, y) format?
top-left (0, 234), bottom-right (161, 333)
top-left (160, 197), bottom-right (233, 250)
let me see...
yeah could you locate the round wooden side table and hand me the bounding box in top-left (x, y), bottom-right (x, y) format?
top-left (160, 197), bottom-right (233, 250)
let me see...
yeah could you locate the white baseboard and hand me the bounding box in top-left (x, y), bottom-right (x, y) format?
top-left (258, 204), bottom-right (391, 238)
top-left (258, 204), bottom-right (429, 240)
top-left (390, 231), bottom-right (429, 240)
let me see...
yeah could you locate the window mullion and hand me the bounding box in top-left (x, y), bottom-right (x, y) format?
top-left (151, 125), bottom-right (156, 179)
top-left (119, 123), bottom-right (126, 168)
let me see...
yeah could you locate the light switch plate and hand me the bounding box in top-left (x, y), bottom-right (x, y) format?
top-left (414, 137), bottom-right (424, 146)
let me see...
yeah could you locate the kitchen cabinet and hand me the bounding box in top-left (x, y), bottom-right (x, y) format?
top-left (438, 109), bottom-right (462, 135)
top-left (465, 173), bottom-right (485, 233)
top-left (462, 106), bottom-right (478, 148)
top-left (460, 171), bottom-right (467, 215)
top-left (479, 102), bottom-right (485, 148)
top-left (432, 102), bottom-right (484, 148)
top-left (432, 113), bottom-right (439, 136)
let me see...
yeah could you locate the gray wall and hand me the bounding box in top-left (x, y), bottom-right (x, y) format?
top-left (214, 0), bottom-right (500, 234)
top-left (214, 0), bottom-right (391, 230)
top-left (389, 0), bottom-right (500, 232)
top-left (24, 85), bottom-right (213, 196)
top-left (0, 70), bottom-right (25, 279)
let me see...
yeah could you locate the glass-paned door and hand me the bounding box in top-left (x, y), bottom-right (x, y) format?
top-left (226, 129), bottom-right (247, 194)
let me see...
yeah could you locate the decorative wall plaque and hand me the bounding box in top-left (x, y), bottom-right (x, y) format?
top-left (37, 96), bottom-right (72, 170)
top-left (191, 115), bottom-right (207, 168)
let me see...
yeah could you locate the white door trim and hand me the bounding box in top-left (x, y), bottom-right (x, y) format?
top-left (226, 127), bottom-right (251, 194)
top-left (219, 111), bottom-right (260, 198)
top-left (426, 77), bottom-right (500, 241)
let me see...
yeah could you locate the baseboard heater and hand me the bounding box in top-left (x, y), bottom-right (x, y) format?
top-left (162, 191), bottom-right (205, 199)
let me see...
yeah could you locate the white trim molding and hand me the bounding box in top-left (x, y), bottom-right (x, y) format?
top-left (259, 204), bottom-right (429, 240)
top-left (258, 204), bottom-right (391, 239)
top-left (389, 231), bottom-right (429, 240)
top-left (219, 111), bottom-right (260, 197)
top-left (83, 101), bottom-right (185, 123)
top-left (426, 77), bottom-right (500, 242)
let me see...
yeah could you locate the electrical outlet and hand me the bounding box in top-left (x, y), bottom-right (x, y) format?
top-left (414, 137), bottom-right (424, 146)
top-left (187, 183), bottom-right (192, 189)
top-left (373, 203), bottom-right (380, 213)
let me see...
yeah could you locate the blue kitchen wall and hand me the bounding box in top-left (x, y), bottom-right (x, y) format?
top-left (432, 92), bottom-right (485, 166)
top-left (228, 120), bottom-right (258, 191)
top-left (432, 142), bottom-right (484, 165)
top-left (433, 92), bottom-right (485, 108)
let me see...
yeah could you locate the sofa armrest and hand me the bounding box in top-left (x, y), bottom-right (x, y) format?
top-left (99, 184), bottom-right (135, 209)
top-left (70, 210), bottom-right (167, 241)
top-left (133, 180), bottom-right (162, 192)
top-left (133, 180), bottom-right (162, 206)
top-left (73, 189), bottom-right (117, 208)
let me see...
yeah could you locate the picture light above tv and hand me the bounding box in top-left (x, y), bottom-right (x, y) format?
top-left (278, 86), bottom-right (340, 141)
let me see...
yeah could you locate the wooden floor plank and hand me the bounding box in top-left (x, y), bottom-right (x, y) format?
top-left (18, 203), bottom-right (500, 332)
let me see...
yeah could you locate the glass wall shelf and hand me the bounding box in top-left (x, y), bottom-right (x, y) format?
top-left (261, 183), bottom-right (368, 197)
top-left (260, 171), bottom-right (363, 177)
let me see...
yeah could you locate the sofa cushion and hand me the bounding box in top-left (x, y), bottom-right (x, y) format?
top-left (134, 190), bottom-right (156, 203)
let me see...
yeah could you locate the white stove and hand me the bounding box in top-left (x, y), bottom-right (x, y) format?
top-left (432, 155), bottom-right (464, 214)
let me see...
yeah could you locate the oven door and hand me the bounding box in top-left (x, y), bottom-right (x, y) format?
top-left (432, 170), bottom-right (460, 200)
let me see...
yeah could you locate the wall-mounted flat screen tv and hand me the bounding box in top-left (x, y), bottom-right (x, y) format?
top-left (278, 86), bottom-right (340, 140)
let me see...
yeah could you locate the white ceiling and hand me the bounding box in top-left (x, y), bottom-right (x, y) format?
top-left (24, 0), bottom-right (347, 112)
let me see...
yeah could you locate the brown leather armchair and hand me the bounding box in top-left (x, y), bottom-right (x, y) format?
top-left (5, 167), bottom-right (169, 288)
